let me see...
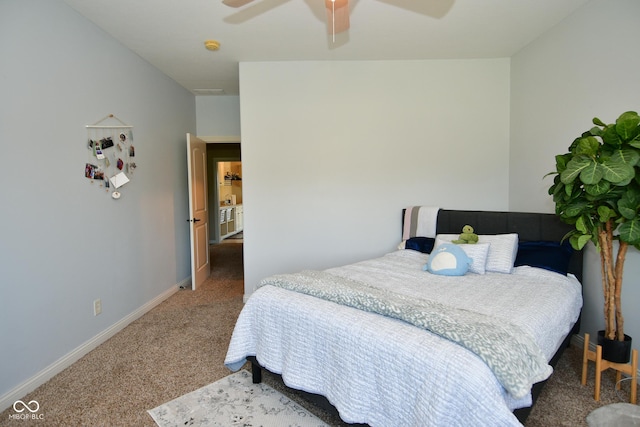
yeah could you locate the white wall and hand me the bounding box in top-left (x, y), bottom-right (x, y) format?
top-left (510, 0), bottom-right (640, 356)
top-left (0, 0), bottom-right (195, 407)
top-left (239, 59), bottom-right (511, 295)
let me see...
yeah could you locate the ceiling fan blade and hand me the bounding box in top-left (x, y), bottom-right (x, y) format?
top-left (222, 0), bottom-right (256, 8)
top-left (325, 0), bottom-right (350, 34)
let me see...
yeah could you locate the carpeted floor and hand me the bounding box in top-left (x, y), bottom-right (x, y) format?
top-left (1, 242), bottom-right (636, 426)
top-left (224, 231), bottom-right (243, 240)
top-left (0, 243), bottom-right (245, 427)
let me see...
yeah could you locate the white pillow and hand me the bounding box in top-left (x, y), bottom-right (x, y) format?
top-left (436, 233), bottom-right (518, 274)
top-left (434, 236), bottom-right (490, 274)
top-left (479, 233), bottom-right (519, 273)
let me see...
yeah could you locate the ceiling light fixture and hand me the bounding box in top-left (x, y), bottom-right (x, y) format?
top-left (204, 40), bottom-right (221, 51)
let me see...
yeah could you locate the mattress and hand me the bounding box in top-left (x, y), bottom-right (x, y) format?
top-left (225, 249), bottom-right (583, 426)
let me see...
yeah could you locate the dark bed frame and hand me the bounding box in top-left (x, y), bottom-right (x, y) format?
top-left (249, 208), bottom-right (584, 425)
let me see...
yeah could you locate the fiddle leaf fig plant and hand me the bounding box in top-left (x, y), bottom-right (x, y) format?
top-left (547, 111), bottom-right (640, 342)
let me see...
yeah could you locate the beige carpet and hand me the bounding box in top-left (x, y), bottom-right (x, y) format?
top-left (0, 243), bottom-right (245, 427)
top-left (1, 242), bottom-right (636, 426)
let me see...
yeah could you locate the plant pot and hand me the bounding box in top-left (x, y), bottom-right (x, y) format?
top-left (597, 330), bottom-right (633, 363)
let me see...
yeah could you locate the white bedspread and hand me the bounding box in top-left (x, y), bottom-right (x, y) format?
top-left (225, 250), bottom-right (583, 427)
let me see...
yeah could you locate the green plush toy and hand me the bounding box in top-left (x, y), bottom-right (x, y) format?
top-left (452, 224), bottom-right (479, 244)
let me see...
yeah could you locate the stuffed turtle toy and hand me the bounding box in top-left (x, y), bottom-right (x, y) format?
top-left (452, 224), bottom-right (479, 244)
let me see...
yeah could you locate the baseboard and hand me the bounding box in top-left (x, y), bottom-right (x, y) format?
top-left (0, 279), bottom-right (186, 412)
top-left (571, 332), bottom-right (587, 349)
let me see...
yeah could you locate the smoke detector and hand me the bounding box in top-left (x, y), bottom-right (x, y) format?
top-left (204, 40), bottom-right (220, 51)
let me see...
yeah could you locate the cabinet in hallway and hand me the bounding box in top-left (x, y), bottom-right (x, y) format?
top-left (220, 204), bottom-right (243, 241)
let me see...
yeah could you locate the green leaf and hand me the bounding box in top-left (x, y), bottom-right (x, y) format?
top-left (580, 161), bottom-right (603, 184)
top-left (629, 134), bottom-right (640, 149)
top-left (619, 204), bottom-right (637, 220)
top-left (555, 153), bottom-right (571, 173)
top-left (623, 186), bottom-right (640, 204)
top-left (568, 137), bottom-right (580, 152)
top-left (589, 126), bottom-right (603, 137)
top-left (561, 156), bottom-right (591, 184)
top-left (564, 182), bottom-right (574, 197)
top-left (601, 125), bottom-right (623, 147)
top-left (576, 216), bottom-right (588, 233)
top-left (611, 148), bottom-right (640, 168)
top-left (618, 218), bottom-right (640, 244)
top-left (575, 136), bottom-right (600, 156)
top-left (564, 200), bottom-right (589, 218)
top-left (586, 180), bottom-right (610, 196)
top-left (598, 205), bottom-right (616, 222)
top-left (616, 111), bottom-right (640, 141)
top-left (593, 117), bottom-right (606, 126)
top-left (550, 180), bottom-right (564, 199)
top-left (571, 233), bottom-right (592, 250)
top-left (601, 159), bottom-right (635, 184)
top-left (618, 189), bottom-right (640, 219)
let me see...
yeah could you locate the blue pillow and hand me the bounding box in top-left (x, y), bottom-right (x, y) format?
top-left (405, 237), bottom-right (436, 254)
top-left (423, 243), bottom-right (471, 276)
top-left (514, 240), bottom-right (574, 275)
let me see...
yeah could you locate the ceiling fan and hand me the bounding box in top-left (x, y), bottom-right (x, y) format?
top-left (221, 0), bottom-right (454, 43)
top-left (222, 0), bottom-right (350, 39)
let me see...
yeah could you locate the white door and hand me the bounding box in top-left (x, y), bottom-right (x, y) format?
top-left (187, 133), bottom-right (210, 290)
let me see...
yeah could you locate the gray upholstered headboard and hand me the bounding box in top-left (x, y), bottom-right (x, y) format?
top-left (404, 208), bottom-right (584, 282)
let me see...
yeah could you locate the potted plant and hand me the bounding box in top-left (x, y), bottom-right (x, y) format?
top-left (547, 111), bottom-right (640, 363)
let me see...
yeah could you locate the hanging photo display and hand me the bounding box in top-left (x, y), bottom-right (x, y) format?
top-left (84, 114), bottom-right (136, 200)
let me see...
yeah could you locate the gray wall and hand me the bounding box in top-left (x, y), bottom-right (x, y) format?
top-left (0, 0), bottom-right (195, 405)
top-left (196, 96), bottom-right (241, 137)
top-left (510, 0), bottom-right (640, 357)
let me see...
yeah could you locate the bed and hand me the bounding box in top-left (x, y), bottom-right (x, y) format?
top-left (224, 208), bottom-right (584, 426)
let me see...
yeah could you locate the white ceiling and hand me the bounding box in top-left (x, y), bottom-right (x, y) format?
top-left (63, 0), bottom-right (590, 95)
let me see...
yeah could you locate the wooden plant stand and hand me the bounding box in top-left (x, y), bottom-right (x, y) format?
top-left (582, 333), bottom-right (638, 404)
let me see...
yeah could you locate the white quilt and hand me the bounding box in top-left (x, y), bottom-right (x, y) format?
top-left (225, 250), bottom-right (583, 427)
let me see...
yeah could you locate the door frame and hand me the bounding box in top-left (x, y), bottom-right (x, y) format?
top-left (191, 136), bottom-right (241, 285)
top-left (200, 136), bottom-right (241, 244)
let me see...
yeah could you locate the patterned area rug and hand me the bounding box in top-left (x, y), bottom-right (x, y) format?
top-left (148, 370), bottom-right (328, 427)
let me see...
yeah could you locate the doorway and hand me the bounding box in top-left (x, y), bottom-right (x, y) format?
top-left (205, 142), bottom-right (243, 286)
top-left (216, 161), bottom-right (243, 242)
top-left (187, 135), bottom-right (243, 293)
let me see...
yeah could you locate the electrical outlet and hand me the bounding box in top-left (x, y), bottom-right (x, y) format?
top-left (93, 299), bottom-right (102, 316)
